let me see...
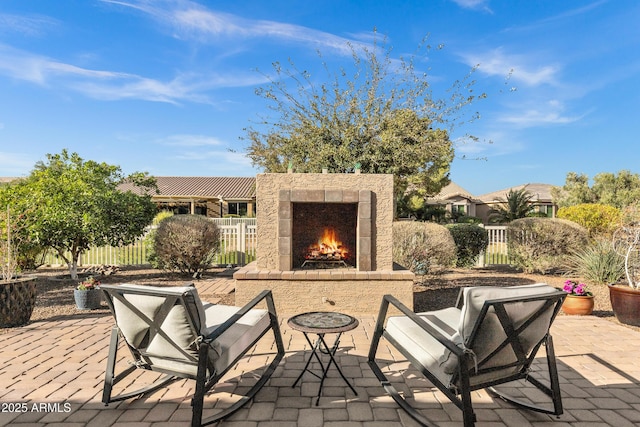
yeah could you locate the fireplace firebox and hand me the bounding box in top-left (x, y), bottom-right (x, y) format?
top-left (293, 203), bottom-right (357, 269)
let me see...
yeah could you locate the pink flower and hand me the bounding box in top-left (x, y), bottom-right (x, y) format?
top-left (563, 280), bottom-right (591, 296)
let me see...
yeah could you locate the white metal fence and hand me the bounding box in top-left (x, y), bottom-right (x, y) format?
top-left (43, 219), bottom-right (258, 267)
top-left (42, 221), bottom-right (511, 268)
top-left (480, 225), bottom-right (510, 266)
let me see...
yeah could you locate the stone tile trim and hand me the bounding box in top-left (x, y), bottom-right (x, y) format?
top-left (234, 262), bottom-right (414, 281)
top-left (279, 189), bottom-right (372, 271)
top-left (287, 189), bottom-right (372, 203)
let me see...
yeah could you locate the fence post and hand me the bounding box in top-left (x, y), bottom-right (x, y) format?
top-left (237, 222), bottom-right (246, 266)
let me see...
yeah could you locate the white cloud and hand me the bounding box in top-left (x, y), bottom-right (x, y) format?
top-left (101, 0), bottom-right (370, 56)
top-left (0, 13), bottom-right (58, 37)
top-left (505, 0), bottom-right (608, 33)
top-left (462, 48), bottom-right (559, 87)
top-left (0, 44), bottom-right (266, 104)
top-left (499, 100), bottom-right (586, 127)
top-left (159, 134), bottom-right (224, 147)
top-left (176, 149), bottom-right (253, 168)
top-left (455, 130), bottom-right (525, 158)
top-left (450, 0), bottom-right (493, 13)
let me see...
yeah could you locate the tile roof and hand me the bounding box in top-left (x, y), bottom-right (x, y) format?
top-left (476, 183), bottom-right (556, 203)
top-left (429, 182), bottom-right (477, 201)
top-left (119, 176), bottom-right (256, 199)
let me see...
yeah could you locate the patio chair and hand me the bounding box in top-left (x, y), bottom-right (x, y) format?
top-left (100, 283), bottom-right (284, 427)
top-left (368, 283), bottom-right (567, 427)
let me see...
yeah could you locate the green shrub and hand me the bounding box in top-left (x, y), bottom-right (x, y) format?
top-left (557, 203), bottom-right (621, 237)
top-left (153, 214), bottom-right (220, 275)
top-left (446, 224), bottom-right (489, 267)
top-left (393, 221), bottom-right (457, 275)
top-left (454, 215), bottom-right (482, 224)
top-left (145, 211), bottom-right (174, 269)
top-left (507, 218), bottom-right (589, 274)
top-left (564, 238), bottom-right (625, 285)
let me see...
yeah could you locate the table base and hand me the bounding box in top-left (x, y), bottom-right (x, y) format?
top-left (292, 331), bottom-right (358, 405)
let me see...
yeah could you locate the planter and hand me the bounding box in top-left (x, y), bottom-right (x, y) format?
top-left (561, 294), bottom-right (594, 315)
top-left (608, 284), bottom-right (640, 327)
top-left (0, 276), bottom-right (37, 327)
top-left (74, 288), bottom-right (102, 310)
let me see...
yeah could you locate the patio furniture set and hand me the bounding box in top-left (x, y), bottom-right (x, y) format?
top-left (99, 282), bottom-right (567, 427)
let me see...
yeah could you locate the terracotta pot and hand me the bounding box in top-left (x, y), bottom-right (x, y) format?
top-left (0, 276), bottom-right (37, 327)
top-left (608, 284), bottom-right (640, 326)
top-left (561, 294), bottom-right (594, 315)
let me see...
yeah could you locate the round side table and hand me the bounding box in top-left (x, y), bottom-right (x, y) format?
top-left (287, 311), bottom-right (359, 405)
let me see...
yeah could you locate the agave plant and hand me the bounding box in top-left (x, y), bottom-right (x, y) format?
top-left (565, 238), bottom-right (625, 286)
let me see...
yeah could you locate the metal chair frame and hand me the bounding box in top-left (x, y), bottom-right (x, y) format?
top-left (101, 285), bottom-right (285, 427)
top-left (368, 289), bottom-right (566, 427)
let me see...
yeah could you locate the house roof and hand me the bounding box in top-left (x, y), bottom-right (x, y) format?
top-left (119, 176), bottom-right (256, 200)
top-left (476, 183), bottom-right (556, 203)
top-left (429, 182), bottom-right (477, 202)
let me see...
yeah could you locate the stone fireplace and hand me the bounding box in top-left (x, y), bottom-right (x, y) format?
top-left (234, 173), bottom-right (414, 315)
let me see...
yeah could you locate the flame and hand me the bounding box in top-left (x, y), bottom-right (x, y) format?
top-left (305, 227), bottom-right (349, 260)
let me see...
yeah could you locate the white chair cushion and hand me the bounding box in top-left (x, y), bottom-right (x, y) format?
top-left (451, 283), bottom-right (559, 383)
top-left (110, 283), bottom-right (268, 378)
top-left (203, 303), bottom-right (271, 374)
top-left (111, 284), bottom-right (205, 353)
top-left (385, 307), bottom-right (461, 387)
top-left (456, 283), bottom-right (558, 343)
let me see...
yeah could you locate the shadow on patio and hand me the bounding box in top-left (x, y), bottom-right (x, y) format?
top-left (2, 312), bottom-right (640, 426)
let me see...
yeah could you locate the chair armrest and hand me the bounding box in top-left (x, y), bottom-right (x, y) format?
top-left (202, 290), bottom-right (275, 342)
top-left (380, 294), bottom-right (464, 357)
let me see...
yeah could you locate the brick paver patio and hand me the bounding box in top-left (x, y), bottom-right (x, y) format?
top-left (2, 280), bottom-right (640, 426)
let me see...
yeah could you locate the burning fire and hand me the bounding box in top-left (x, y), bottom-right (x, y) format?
top-left (305, 227), bottom-right (350, 261)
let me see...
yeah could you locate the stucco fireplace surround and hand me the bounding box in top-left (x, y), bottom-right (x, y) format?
top-left (234, 173), bottom-right (414, 315)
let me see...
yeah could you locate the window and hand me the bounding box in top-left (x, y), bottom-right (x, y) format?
top-left (538, 204), bottom-right (553, 217)
top-left (454, 205), bottom-right (466, 214)
top-left (228, 202), bottom-right (248, 217)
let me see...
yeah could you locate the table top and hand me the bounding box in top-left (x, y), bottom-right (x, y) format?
top-left (287, 311), bottom-right (359, 334)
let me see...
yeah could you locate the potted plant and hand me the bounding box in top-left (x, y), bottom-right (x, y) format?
top-left (561, 279), bottom-right (594, 315)
top-left (610, 204), bottom-right (640, 326)
top-left (0, 206), bottom-right (37, 327)
top-left (74, 275), bottom-right (102, 310)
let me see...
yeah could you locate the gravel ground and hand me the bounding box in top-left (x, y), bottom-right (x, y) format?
top-left (1, 264), bottom-right (627, 334)
top-left (414, 264), bottom-right (614, 317)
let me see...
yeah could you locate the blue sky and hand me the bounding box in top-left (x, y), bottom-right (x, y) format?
top-left (0, 0), bottom-right (638, 196)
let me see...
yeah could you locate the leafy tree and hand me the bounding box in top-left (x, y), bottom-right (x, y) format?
top-left (551, 172), bottom-right (594, 208)
top-left (552, 170), bottom-right (640, 209)
top-left (592, 170), bottom-right (640, 209)
top-left (0, 190), bottom-right (46, 274)
top-left (489, 188), bottom-right (536, 223)
top-left (556, 203), bottom-right (621, 237)
top-left (244, 34), bottom-right (488, 196)
top-left (10, 150), bottom-right (157, 279)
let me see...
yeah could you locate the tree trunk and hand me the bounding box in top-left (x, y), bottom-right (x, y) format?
top-left (68, 261), bottom-right (79, 280)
